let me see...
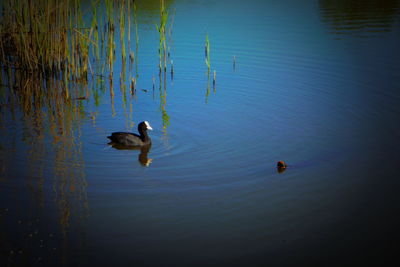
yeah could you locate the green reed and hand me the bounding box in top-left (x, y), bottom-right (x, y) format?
top-left (119, 0), bottom-right (126, 63)
top-left (91, 1), bottom-right (100, 61)
top-left (0, 0), bottom-right (66, 73)
top-left (106, 0), bottom-right (116, 79)
top-left (156, 0), bottom-right (168, 73)
top-left (0, 0), bottom-right (97, 84)
top-left (127, 0), bottom-right (131, 57)
top-left (205, 34), bottom-right (211, 71)
top-left (132, 1), bottom-right (139, 77)
top-left (133, 2), bottom-right (139, 48)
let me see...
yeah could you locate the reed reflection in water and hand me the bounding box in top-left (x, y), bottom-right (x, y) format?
top-left (0, 70), bottom-right (89, 266)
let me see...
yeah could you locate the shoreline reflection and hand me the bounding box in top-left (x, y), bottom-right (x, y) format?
top-left (319, 0), bottom-right (400, 37)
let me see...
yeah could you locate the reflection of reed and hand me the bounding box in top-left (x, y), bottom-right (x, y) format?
top-left (159, 73), bottom-right (170, 136)
top-left (0, 70), bottom-right (89, 265)
top-left (213, 70), bottom-right (216, 92)
top-left (205, 70), bottom-right (211, 103)
top-left (205, 69), bottom-right (217, 103)
top-left (26, 106), bottom-right (46, 209)
top-left (109, 75), bottom-right (116, 117)
top-left (53, 131), bottom-right (89, 230)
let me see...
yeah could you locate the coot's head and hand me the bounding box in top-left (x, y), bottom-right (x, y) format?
top-left (139, 121), bottom-right (153, 132)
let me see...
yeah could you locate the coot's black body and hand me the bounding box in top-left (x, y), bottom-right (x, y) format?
top-left (107, 121), bottom-right (153, 147)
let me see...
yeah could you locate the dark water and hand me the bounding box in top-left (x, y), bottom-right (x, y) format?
top-left (1, 0), bottom-right (400, 266)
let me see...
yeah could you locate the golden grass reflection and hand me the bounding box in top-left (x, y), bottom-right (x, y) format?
top-left (0, 70), bottom-right (89, 265)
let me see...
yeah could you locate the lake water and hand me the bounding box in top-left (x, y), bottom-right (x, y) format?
top-left (1, 0), bottom-right (400, 266)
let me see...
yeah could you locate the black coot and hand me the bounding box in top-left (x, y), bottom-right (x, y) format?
top-left (107, 121), bottom-right (153, 146)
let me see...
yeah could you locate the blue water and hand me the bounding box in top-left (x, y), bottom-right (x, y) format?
top-left (1, 0), bottom-right (400, 266)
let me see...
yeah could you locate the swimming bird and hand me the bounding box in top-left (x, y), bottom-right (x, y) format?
top-left (277, 160), bottom-right (288, 173)
top-left (107, 121), bottom-right (153, 147)
top-left (277, 161), bottom-right (287, 168)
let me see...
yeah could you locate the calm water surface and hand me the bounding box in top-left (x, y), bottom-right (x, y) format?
top-left (1, 0), bottom-right (400, 266)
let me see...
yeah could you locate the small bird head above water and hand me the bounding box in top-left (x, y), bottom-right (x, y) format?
top-left (141, 121), bottom-right (153, 131)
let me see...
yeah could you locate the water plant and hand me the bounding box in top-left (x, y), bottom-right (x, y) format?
top-left (127, 0), bottom-right (131, 56)
top-left (119, 0), bottom-right (126, 63)
top-left (133, 1), bottom-right (139, 77)
top-left (0, 0), bottom-right (82, 78)
top-left (131, 77), bottom-right (136, 95)
top-left (91, 1), bottom-right (100, 61)
top-left (133, 1), bottom-right (139, 49)
top-left (205, 34), bottom-right (211, 71)
top-left (105, 0), bottom-right (116, 80)
top-left (156, 0), bottom-right (168, 73)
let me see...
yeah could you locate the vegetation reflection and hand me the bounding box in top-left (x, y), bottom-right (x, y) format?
top-left (0, 70), bottom-right (88, 265)
top-left (0, 0), bottom-right (206, 263)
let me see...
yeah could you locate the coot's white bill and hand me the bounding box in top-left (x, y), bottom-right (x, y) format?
top-left (144, 121), bottom-right (153, 131)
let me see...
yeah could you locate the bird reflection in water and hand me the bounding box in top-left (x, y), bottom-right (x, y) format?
top-left (108, 143), bottom-right (153, 167)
